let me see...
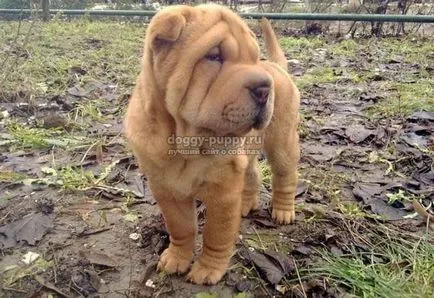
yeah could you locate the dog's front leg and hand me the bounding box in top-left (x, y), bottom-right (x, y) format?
top-left (149, 181), bottom-right (197, 275)
top-left (187, 177), bottom-right (243, 285)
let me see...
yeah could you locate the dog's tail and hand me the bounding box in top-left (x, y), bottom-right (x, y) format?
top-left (260, 18), bottom-right (286, 69)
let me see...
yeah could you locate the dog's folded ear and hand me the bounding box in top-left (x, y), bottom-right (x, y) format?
top-left (148, 11), bottom-right (186, 49)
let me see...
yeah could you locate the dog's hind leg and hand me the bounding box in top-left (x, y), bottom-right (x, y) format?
top-left (241, 156), bottom-right (260, 216)
top-left (264, 124), bottom-right (299, 224)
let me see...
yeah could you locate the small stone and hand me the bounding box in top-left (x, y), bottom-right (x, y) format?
top-left (145, 279), bottom-right (156, 288)
top-left (129, 232), bottom-right (141, 241)
top-left (22, 251), bottom-right (40, 265)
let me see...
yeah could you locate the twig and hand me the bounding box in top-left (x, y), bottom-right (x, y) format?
top-left (1, 286), bottom-right (27, 293)
top-left (293, 256), bottom-right (307, 298)
top-left (79, 140), bottom-right (99, 164)
top-left (253, 226), bottom-right (266, 250)
top-left (78, 227), bottom-right (112, 237)
top-left (0, 210), bottom-right (12, 224)
top-left (50, 244), bottom-right (58, 284)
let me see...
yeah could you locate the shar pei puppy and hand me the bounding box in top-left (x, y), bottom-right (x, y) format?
top-left (124, 4), bottom-right (300, 285)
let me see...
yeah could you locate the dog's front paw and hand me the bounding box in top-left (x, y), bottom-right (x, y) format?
top-left (187, 260), bottom-right (226, 285)
top-left (157, 246), bottom-right (192, 275)
top-left (272, 208), bottom-right (295, 224)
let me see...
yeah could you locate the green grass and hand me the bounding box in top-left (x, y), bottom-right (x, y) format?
top-left (259, 159), bottom-right (271, 189)
top-left (306, 224), bottom-right (434, 298)
top-left (71, 100), bottom-right (107, 124)
top-left (295, 66), bottom-right (340, 90)
top-left (55, 166), bottom-right (96, 190)
top-left (329, 39), bottom-right (359, 57)
top-left (3, 121), bottom-right (92, 150)
top-left (6, 122), bottom-right (55, 149)
top-left (300, 167), bottom-right (350, 202)
top-left (375, 37), bottom-right (434, 66)
top-left (280, 36), bottom-right (325, 51)
top-left (366, 80), bottom-right (434, 118)
top-left (0, 170), bottom-right (28, 182)
top-left (337, 201), bottom-right (371, 219)
top-left (0, 164), bottom-right (96, 191)
top-left (22, 159), bottom-right (139, 197)
top-left (385, 189), bottom-right (416, 205)
top-left (279, 36), bottom-right (325, 61)
top-left (0, 19), bottom-right (144, 100)
top-left (244, 232), bottom-right (293, 254)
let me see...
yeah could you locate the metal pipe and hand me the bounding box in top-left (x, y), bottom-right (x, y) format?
top-left (0, 9), bottom-right (156, 17)
top-left (41, 0), bottom-right (50, 21)
top-left (1, 9), bottom-right (434, 23)
top-left (243, 12), bottom-right (434, 22)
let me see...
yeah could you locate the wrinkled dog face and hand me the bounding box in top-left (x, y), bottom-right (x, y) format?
top-left (148, 5), bottom-right (274, 137)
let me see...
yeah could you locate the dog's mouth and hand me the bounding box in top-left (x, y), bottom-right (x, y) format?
top-left (252, 105), bottom-right (270, 129)
top-left (252, 117), bottom-right (263, 129)
top-left (195, 104), bottom-right (270, 137)
top-left (221, 106), bottom-right (270, 135)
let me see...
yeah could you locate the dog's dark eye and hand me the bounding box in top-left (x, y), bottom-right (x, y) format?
top-left (205, 53), bottom-right (223, 63)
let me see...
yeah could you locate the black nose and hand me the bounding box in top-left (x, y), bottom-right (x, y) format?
top-left (250, 86), bottom-right (270, 106)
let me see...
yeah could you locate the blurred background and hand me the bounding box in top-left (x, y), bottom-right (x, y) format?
top-left (1, 0), bottom-right (433, 36)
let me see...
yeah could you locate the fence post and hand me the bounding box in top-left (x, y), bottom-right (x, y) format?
top-left (41, 0), bottom-right (49, 21)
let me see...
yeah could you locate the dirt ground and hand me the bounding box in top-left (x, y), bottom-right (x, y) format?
top-left (0, 18), bottom-right (433, 298)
